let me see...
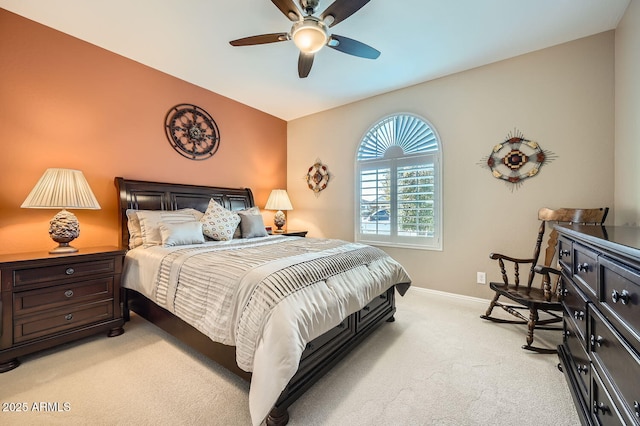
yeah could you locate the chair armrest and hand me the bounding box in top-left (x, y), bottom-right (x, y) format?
top-left (534, 265), bottom-right (562, 301)
top-left (534, 265), bottom-right (561, 276)
top-left (490, 252), bottom-right (535, 264)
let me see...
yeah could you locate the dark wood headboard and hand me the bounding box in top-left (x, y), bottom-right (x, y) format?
top-left (115, 177), bottom-right (255, 249)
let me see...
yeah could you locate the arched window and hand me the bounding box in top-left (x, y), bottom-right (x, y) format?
top-left (355, 113), bottom-right (442, 250)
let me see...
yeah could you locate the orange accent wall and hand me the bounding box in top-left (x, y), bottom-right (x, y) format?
top-left (0, 9), bottom-right (287, 255)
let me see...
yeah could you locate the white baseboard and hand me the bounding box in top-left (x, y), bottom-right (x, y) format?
top-left (405, 286), bottom-right (489, 306)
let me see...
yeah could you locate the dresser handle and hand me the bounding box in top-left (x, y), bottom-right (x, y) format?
top-left (634, 401), bottom-right (639, 418)
top-left (559, 249), bottom-right (570, 258)
top-left (611, 289), bottom-right (631, 305)
top-left (573, 310), bottom-right (585, 321)
top-left (64, 290), bottom-right (74, 298)
top-left (560, 288), bottom-right (569, 297)
top-left (362, 306), bottom-right (371, 312)
top-left (590, 334), bottom-right (604, 348)
top-left (576, 364), bottom-right (588, 375)
top-left (65, 267), bottom-right (75, 275)
top-left (593, 401), bottom-right (610, 415)
top-left (64, 314), bottom-right (74, 321)
top-left (563, 329), bottom-right (572, 338)
top-left (576, 263), bottom-right (590, 273)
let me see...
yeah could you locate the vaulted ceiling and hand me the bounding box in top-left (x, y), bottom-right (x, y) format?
top-left (0, 0), bottom-right (630, 120)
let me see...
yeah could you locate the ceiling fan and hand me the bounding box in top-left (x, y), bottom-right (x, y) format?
top-left (229, 0), bottom-right (380, 78)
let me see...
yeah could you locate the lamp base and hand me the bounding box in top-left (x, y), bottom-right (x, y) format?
top-left (48, 209), bottom-right (80, 254)
top-left (50, 242), bottom-right (79, 254)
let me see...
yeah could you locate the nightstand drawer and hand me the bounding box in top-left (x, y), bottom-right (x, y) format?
top-left (13, 301), bottom-right (113, 344)
top-left (14, 277), bottom-right (113, 316)
top-left (12, 258), bottom-right (117, 287)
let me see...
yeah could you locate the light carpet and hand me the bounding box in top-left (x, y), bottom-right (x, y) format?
top-left (1, 288), bottom-right (579, 425)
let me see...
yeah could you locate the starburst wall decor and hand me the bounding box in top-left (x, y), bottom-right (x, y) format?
top-left (479, 129), bottom-right (556, 191)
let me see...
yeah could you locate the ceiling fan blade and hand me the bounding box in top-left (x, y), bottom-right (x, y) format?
top-left (271, 0), bottom-right (302, 21)
top-left (298, 52), bottom-right (315, 78)
top-left (230, 33), bottom-right (290, 46)
top-left (320, 0), bottom-right (370, 27)
top-left (327, 34), bottom-right (380, 59)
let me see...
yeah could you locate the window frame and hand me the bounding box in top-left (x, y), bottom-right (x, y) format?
top-left (354, 113), bottom-right (443, 251)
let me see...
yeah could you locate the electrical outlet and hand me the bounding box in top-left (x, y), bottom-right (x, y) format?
top-left (477, 272), bottom-right (486, 284)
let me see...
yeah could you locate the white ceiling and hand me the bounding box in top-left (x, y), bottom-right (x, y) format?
top-left (0, 0), bottom-right (630, 121)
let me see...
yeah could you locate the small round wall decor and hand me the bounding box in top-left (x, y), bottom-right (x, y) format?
top-left (305, 159), bottom-right (331, 194)
top-left (165, 104), bottom-right (220, 160)
top-left (479, 129), bottom-right (555, 190)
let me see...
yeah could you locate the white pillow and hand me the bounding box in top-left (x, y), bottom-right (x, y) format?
top-left (126, 209), bottom-right (144, 249)
top-left (159, 221), bottom-right (205, 246)
top-left (136, 209), bottom-right (204, 247)
top-left (234, 206), bottom-right (261, 239)
top-left (200, 199), bottom-right (241, 241)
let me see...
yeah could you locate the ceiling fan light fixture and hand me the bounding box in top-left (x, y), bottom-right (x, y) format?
top-left (291, 18), bottom-right (328, 54)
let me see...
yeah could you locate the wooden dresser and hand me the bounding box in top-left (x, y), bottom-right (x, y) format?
top-left (0, 246), bottom-right (125, 372)
top-left (556, 225), bottom-right (640, 425)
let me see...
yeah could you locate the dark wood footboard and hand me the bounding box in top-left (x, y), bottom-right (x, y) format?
top-left (123, 286), bottom-right (396, 425)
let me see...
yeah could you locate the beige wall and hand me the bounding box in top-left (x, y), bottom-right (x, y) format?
top-left (615, 0), bottom-right (640, 226)
top-left (287, 32), bottom-right (615, 298)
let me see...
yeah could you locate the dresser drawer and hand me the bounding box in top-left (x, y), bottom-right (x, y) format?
top-left (599, 256), bottom-right (640, 344)
top-left (591, 368), bottom-right (626, 426)
top-left (589, 306), bottom-right (640, 424)
top-left (14, 277), bottom-right (113, 316)
top-left (564, 318), bottom-right (590, 402)
top-left (12, 258), bottom-right (117, 288)
top-left (563, 275), bottom-right (590, 343)
top-left (558, 235), bottom-right (573, 274)
top-left (13, 301), bottom-right (114, 344)
top-left (573, 243), bottom-right (599, 299)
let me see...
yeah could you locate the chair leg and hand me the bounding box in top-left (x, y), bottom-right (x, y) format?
top-left (526, 307), bottom-right (538, 347)
top-left (483, 292), bottom-right (500, 317)
top-left (521, 308), bottom-right (557, 354)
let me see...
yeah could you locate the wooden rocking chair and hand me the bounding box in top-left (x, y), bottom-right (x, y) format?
top-left (480, 207), bottom-right (608, 353)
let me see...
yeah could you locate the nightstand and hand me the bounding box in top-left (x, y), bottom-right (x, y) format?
top-left (0, 246), bottom-right (126, 372)
top-left (272, 230), bottom-right (308, 237)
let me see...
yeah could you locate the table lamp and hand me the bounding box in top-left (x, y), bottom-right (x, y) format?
top-left (264, 189), bottom-right (293, 233)
top-left (21, 168), bottom-right (101, 254)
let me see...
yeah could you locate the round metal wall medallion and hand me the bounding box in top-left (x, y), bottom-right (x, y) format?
top-left (165, 104), bottom-right (220, 160)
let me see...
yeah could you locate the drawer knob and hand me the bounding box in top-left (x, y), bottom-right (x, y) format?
top-left (573, 310), bottom-right (585, 321)
top-left (561, 288), bottom-right (569, 297)
top-left (611, 289), bottom-right (631, 305)
top-left (65, 267), bottom-right (75, 275)
top-left (559, 249), bottom-right (570, 258)
top-left (590, 334), bottom-right (604, 348)
top-left (362, 306), bottom-right (371, 312)
top-left (593, 401), bottom-right (610, 415)
top-left (576, 263), bottom-right (590, 273)
top-left (305, 342), bottom-right (314, 350)
top-left (64, 290), bottom-right (74, 298)
top-left (576, 364), bottom-right (588, 375)
top-left (634, 401), bottom-right (639, 418)
top-left (64, 313), bottom-right (74, 321)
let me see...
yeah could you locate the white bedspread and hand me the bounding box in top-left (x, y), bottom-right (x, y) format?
top-left (122, 235), bottom-right (411, 425)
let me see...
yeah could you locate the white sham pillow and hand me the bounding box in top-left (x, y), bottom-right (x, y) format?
top-left (158, 221), bottom-right (205, 246)
top-left (200, 199), bottom-right (241, 241)
top-left (136, 209), bottom-right (204, 247)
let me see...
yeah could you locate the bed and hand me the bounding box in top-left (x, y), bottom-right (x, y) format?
top-left (115, 177), bottom-right (411, 425)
